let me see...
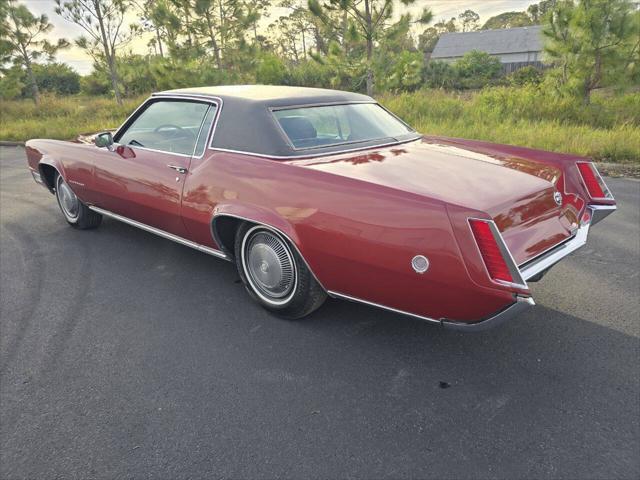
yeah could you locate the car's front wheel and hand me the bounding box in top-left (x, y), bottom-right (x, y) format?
top-left (234, 223), bottom-right (326, 319)
top-left (55, 173), bottom-right (102, 229)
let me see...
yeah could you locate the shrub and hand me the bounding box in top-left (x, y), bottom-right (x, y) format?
top-left (422, 60), bottom-right (458, 89)
top-left (256, 54), bottom-right (287, 84)
top-left (454, 50), bottom-right (502, 89)
top-left (0, 66), bottom-right (24, 100)
top-left (507, 66), bottom-right (543, 86)
top-left (80, 71), bottom-right (111, 96)
top-left (31, 63), bottom-right (81, 96)
top-left (378, 51), bottom-right (424, 92)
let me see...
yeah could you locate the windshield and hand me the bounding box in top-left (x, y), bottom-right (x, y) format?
top-left (272, 103), bottom-right (415, 150)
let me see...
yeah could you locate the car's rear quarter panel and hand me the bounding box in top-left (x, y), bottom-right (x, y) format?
top-left (182, 150), bottom-right (515, 322)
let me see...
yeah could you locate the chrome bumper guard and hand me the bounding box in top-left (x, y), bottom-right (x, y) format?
top-left (443, 205), bottom-right (616, 331)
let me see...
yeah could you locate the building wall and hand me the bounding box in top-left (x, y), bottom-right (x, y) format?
top-left (432, 51), bottom-right (542, 64)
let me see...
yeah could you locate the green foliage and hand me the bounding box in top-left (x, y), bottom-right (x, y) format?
top-left (0, 66), bottom-right (24, 100)
top-left (422, 61), bottom-right (458, 89)
top-left (116, 55), bottom-right (157, 96)
top-left (528, 0), bottom-right (559, 23)
top-left (506, 66), bottom-right (543, 86)
top-left (32, 62), bottom-right (80, 95)
top-left (454, 50), bottom-right (502, 89)
top-left (458, 10), bottom-right (480, 32)
top-left (256, 54), bottom-right (287, 84)
top-left (544, 0), bottom-right (639, 102)
top-left (377, 51), bottom-right (423, 92)
top-left (482, 11), bottom-right (533, 30)
top-left (1, 1), bottom-right (69, 104)
top-left (418, 17), bottom-right (457, 53)
top-left (0, 62), bottom-right (80, 99)
top-left (308, 0), bottom-right (432, 94)
top-left (80, 71), bottom-right (110, 96)
top-left (284, 60), bottom-right (333, 88)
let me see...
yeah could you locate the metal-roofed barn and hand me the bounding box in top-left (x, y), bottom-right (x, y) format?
top-left (430, 25), bottom-right (544, 73)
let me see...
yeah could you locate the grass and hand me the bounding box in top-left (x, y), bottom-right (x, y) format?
top-left (1, 87), bottom-right (639, 163)
top-left (379, 87), bottom-right (640, 164)
top-left (0, 94), bottom-right (146, 141)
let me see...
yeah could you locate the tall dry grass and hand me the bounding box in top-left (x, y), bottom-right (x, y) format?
top-left (379, 87), bottom-right (640, 163)
top-left (0, 94), bottom-right (146, 141)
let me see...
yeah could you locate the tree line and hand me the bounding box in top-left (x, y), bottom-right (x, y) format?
top-left (1, 0), bottom-right (638, 106)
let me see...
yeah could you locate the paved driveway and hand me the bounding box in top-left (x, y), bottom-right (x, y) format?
top-left (1, 146), bottom-right (639, 479)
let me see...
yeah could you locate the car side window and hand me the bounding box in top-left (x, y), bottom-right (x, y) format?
top-left (193, 104), bottom-right (218, 157)
top-left (117, 100), bottom-right (210, 156)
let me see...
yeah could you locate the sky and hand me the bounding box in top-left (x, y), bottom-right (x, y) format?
top-left (23, 0), bottom-right (539, 75)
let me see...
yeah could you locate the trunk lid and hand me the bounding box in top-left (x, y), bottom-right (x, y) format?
top-left (290, 137), bottom-right (581, 265)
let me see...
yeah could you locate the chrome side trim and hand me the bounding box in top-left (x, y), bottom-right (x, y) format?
top-left (210, 213), bottom-right (328, 292)
top-left (441, 296), bottom-right (535, 332)
top-left (207, 137), bottom-right (422, 160)
top-left (326, 291), bottom-right (443, 325)
top-left (88, 206), bottom-right (230, 260)
top-left (327, 291), bottom-right (535, 331)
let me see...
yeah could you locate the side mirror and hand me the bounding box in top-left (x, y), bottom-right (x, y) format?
top-left (94, 132), bottom-right (115, 151)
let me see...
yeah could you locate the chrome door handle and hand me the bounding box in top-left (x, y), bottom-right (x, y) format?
top-left (168, 165), bottom-right (188, 174)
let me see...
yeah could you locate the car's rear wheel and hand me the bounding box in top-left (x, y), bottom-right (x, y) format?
top-left (55, 173), bottom-right (102, 229)
top-left (234, 223), bottom-right (326, 319)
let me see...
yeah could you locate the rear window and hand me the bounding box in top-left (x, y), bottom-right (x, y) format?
top-left (272, 103), bottom-right (414, 150)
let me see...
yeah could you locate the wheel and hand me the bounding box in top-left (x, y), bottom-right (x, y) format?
top-left (234, 223), bottom-right (326, 319)
top-left (55, 173), bottom-right (102, 229)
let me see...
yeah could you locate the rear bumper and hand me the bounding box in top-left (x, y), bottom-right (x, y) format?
top-left (443, 204), bottom-right (616, 331)
top-left (519, 205), bottom-right (616, 281)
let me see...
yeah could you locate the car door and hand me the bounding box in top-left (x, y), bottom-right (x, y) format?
top-left (92, 98), bottom-right (216, 237)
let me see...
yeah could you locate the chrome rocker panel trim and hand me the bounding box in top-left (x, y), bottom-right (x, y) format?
top-left (328, 291), bottom-right (535, 332)
top-left (441, 296), bottom-right (535, 332)
top-left (88, 206), bottom-right (230, 260)
top-left (327, 291), bottom-right (443, 326)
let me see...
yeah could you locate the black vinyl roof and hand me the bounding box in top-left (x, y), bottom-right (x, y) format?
top-left (152, 85), bottom-right (413, 158)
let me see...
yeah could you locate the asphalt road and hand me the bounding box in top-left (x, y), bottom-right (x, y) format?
top-left (1, 145), bottom-right (639, 480)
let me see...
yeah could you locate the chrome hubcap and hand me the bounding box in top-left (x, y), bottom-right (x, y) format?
top-left (57, 177), bottom-right (79, 219)
top-left (244, 229), bottom-right (295, 302)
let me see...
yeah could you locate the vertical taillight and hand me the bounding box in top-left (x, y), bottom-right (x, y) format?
top-left (576, 162), bottom-right (612, 200)
top-left (469, 218), bottom-right (527, 289)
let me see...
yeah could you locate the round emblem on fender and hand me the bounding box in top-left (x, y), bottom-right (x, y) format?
top-left (411, 255), bottom-right (429, 274)
top-left (554, 191), bottom-right (563, 206)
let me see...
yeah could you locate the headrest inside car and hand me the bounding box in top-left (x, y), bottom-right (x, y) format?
top-left (279, 116), bottom-right (317, 142)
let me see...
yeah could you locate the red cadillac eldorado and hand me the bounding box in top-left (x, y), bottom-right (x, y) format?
top-left (25, 85), bottom-right (616, 330)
